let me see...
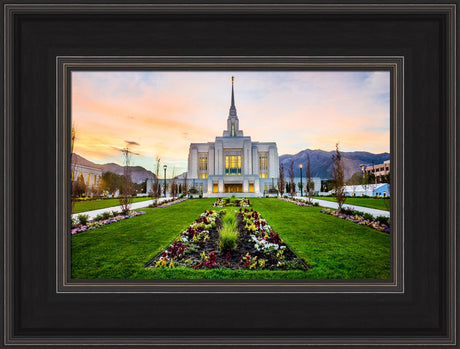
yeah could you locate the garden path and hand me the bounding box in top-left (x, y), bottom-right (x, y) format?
top-left (294, 197), bottom-right (390, 218)
top-left (73, 196), bottom-right (390, 220)
top-left (72, 197), bottom-right (172, 220)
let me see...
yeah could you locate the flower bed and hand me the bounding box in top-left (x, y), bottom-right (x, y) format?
top-left (212, 197), bottom-right (251, 208)
top-left (320, 208), bottom-right (390, 233)
top-left (148, 205), bottom-right (308, 271)
top-left (212, 198), bottom-right (225, 207)
top-left (150, 210), bottom-right (219, 268)
top-left (71, 211), bottom-right (145, 235)
top-left (239, 208), bottom-right (307, 270)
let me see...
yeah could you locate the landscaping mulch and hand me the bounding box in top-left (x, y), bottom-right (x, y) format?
top-left (146, 208), bottom-right (308, 271)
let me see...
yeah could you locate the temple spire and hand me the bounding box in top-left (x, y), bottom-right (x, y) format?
top-left (229, 76), bottom-right (237, 117)
top-left (223, 76), bottom-right (243, 137)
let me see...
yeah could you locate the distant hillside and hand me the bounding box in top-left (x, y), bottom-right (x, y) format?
top-left (279, 149), bottom-right (390, 180)
top-left (74, 149), bottom-right (389, 184)
top-left (72, 153), bottom-right (156, 183)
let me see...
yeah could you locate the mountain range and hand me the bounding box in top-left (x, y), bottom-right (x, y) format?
top-left (72, 153), bottom-right (157, 184)
top-left (73, 149), bottom-right (390, 183)
top-left (279, 149), bottom-right (390, 180)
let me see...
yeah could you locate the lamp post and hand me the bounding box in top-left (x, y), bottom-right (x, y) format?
top-left (299, 164), bottom-right (303, 197)
top-left (163, 164), bottom-right (167, 197)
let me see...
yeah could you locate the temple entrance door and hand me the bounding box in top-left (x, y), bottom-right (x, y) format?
top-left (224, 184), bottom-right (243, 193)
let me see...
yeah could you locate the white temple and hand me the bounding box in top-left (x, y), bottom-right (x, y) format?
top-left (187, 77), bottom-right (279, 196)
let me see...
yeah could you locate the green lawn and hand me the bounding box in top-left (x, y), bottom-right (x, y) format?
top-left (72, 198), bottom-right (215, 278)
top-left (251, 198), bottom-right (390, 279)
top-left (72, 197), bottom-right (390, 279)
top-left (313, 196), bottom-right (390, 211)
top-left (72, 197), bottom-right (153, 214)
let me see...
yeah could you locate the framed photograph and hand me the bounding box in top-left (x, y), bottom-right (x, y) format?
top-left (2, 1), bottom-right (457, 347)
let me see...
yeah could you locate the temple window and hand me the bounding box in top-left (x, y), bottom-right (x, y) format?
top-left (225, 155), bottom-right (241, 175)
top-left (259, 155), bottom-right (268, 178)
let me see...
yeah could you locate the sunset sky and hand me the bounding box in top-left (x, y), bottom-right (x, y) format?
top-left (72, 71), bottom-right (390, 177)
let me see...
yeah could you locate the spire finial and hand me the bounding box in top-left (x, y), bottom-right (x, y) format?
top-left (229, 76), bottom-right (236, 116)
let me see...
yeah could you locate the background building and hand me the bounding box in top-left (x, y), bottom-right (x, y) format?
top-left (360, 160), bottom-right (390, 180)
top-left (319, 183), bottom-right (390, 197)
top-left (71, 157), bottom-right (103, 196)
top-left (187, 77), bottom-right (279, 196)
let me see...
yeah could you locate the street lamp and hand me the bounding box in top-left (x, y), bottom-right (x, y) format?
top-left (299, 164), bottom-right (303, 197)
top-left (163, 164), bottom-right (167, 197)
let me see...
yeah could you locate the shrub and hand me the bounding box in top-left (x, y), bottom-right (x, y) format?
top-left (218, 211), bottom-right (238, 253)
top-left (111, 210), bottom-right (120, 217)
top-left (94, 214), bottom-right (104, 221)
top-left (363, 213), bottom-right (374, 221)
top-left (188, 194), bottom-right (193, 199)
top-left (341, 207), bottom-right (355, 215)
top-left (221, 210), bottom-right (237, 230)
top-left (218, 226), bottom-right (237, 253)
top-left (198, 193), bottom-right (203, 199)
top-left (102, 212), bottom-right (111, 220)
top-left (375, 215), bottom-right (390, 225)
top-left (77, 214), bottom-right (89, 226)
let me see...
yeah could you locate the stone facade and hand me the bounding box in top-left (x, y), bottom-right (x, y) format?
top-left (187, 77), bottom-right (279, 195)
top-left (71, 163), bottom-right (102, 188)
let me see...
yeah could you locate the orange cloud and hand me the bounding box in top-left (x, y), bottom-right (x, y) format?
top-left (72, 71), bottom-right (390, 175)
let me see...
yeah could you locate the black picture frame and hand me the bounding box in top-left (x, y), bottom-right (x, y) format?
top-left (2, 1), bottom-right (457, 347)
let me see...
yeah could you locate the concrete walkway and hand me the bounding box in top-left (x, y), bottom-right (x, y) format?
top-left (73, 196), bottom-right (390, 220)
top-left (72, 197), bottom-right (173, 220)
top-left (293, 196), bottom-right (390, 218)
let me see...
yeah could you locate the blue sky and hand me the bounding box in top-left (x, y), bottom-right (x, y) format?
top-left (72, 71), bottom-right (390, 176)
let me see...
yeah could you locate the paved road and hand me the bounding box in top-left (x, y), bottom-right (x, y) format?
top-left (293, 196), bottom-right (390, 218)
top-left (71, 197), bottom-right (172, 220)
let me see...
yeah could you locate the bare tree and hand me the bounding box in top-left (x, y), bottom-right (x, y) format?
top-left (277, 164), bottom-right (285, 196)
top-left (331, 143), bottom-right (346, 212)
top-left (119, 145), bottom-right (134, 214)
top-left (367, 173), bottom-right (377, 197)
top-left (362, 172), bottom-right (370, 195)
top-left (169, 168), bottom-right (179, 199)
top-left (150, 156), bottom-right (161, 198)
top-left (182, 172), bottom-right (189, 196)
top-left (70, 125), bottom-right (77, 213)
top-left (288, 161), bottom-right (296, 197)
top-left (305, 153), bottom-right (313, 203)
